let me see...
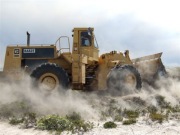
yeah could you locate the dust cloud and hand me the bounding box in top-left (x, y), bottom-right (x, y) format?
top-left (0, 76), bottom-right (99, 120)
top-left (0, 67), bottom-right (179, 121)
top-left (121, 67), bottom-right (180, 109)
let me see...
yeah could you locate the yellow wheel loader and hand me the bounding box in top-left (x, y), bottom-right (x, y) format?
top-left (1, 27), bottom-right (166, 95)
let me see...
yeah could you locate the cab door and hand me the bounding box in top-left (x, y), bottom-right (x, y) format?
top-left (79, 30), bottom-right (99, 61)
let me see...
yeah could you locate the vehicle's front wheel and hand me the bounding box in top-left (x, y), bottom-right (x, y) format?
top-left (31, 63), bottom-right (69, 92)
top-left (107, 65), bottom-right (142, 96)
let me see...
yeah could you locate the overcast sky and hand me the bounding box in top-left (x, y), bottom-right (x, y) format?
top-left (0, 0), bottom-right (180, 68)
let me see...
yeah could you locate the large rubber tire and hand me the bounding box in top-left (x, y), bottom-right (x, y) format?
top-left (30, 63), bottom-right (69, 92)
top-left (107, 65), bottom-right (142, 96)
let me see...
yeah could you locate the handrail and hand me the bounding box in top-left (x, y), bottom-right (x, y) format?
top-left (55, 36), bottom-right (70, 54)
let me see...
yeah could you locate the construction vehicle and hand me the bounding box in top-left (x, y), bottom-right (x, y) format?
top-left (1, 27), bottom-right (166, 95)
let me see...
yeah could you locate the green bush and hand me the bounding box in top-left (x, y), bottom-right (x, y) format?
top-left (66, 112), bottom-right (93, 133)
top-left (66, 112), bottom-right (81, 122)
top-left (170, 105), bottom-right (180, 113)
top-left (37, 113), bottom-right (93, 134)
top-left (132, 97), bottom-right (146, 106)
top-left (123, 118), bottom-right (136, 125)
top-left (37, 115), bottom-right (70, 132)
top-left (155, 95), bottom-right (171, 108)
top-left (123, 109), bottom-right (139, 119)
top-left (103, 121), bottom-right (117, 129)
top-left (9, 117), bottom-right (24, 125)
top-left (150, 113), bottom-right (166, 123)
top-left (8, 112), bottom-right (37, 128)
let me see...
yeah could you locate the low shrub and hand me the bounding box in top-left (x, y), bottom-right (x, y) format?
top-left (9, 112), bottom-right (37, 128)
top-left (155, 95), bottom-right (171, 109)
top-left (37, 115), bottom-right (70, 132)
top-left (170, 105), bottom-right (180, 113)
top-left (37, 113), bottom-right (93, 134)
top-left (123, 118), bottom-right (136, 125)
top-left (66, 112), bottom-right (93, 133)
top-left (150, 113), bottom-right (166, 123)
top-left (9, 117), bottom-right (24, 125)
top-left (103, 121), bottom-right (117, 129)
top-left (132, 97), bottom-right (146, 106)
top-left (123, 109), bottom-right (139, 119)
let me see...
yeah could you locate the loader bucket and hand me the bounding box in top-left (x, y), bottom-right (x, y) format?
top-left (132, 53), bottom-right (166, 84)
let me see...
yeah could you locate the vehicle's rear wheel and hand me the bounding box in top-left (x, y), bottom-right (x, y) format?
top-left (107, 65), bottom-right (142, 96)
top-left (31, 63), bottom-right (69, 92)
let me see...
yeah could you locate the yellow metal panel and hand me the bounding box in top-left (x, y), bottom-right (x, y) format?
top-left (3, 47), bottom-right (22, 80)
top-left (72, 54), bottom-right (86, 84)
top-left (4, 47), bottom-right (22, 71)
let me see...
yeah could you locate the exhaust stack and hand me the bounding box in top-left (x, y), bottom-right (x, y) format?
top-left (27, 31), bottom-right (30, 46)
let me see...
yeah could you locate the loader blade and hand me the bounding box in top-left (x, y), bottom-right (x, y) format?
top-left (132, 53), bottom-right (166, 84)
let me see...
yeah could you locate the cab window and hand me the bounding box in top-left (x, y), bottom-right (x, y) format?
top-left (81, 31), bottom-right (91, 46)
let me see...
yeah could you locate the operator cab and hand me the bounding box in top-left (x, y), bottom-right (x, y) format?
top-left (72, 28), bottom-right (99, 61)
